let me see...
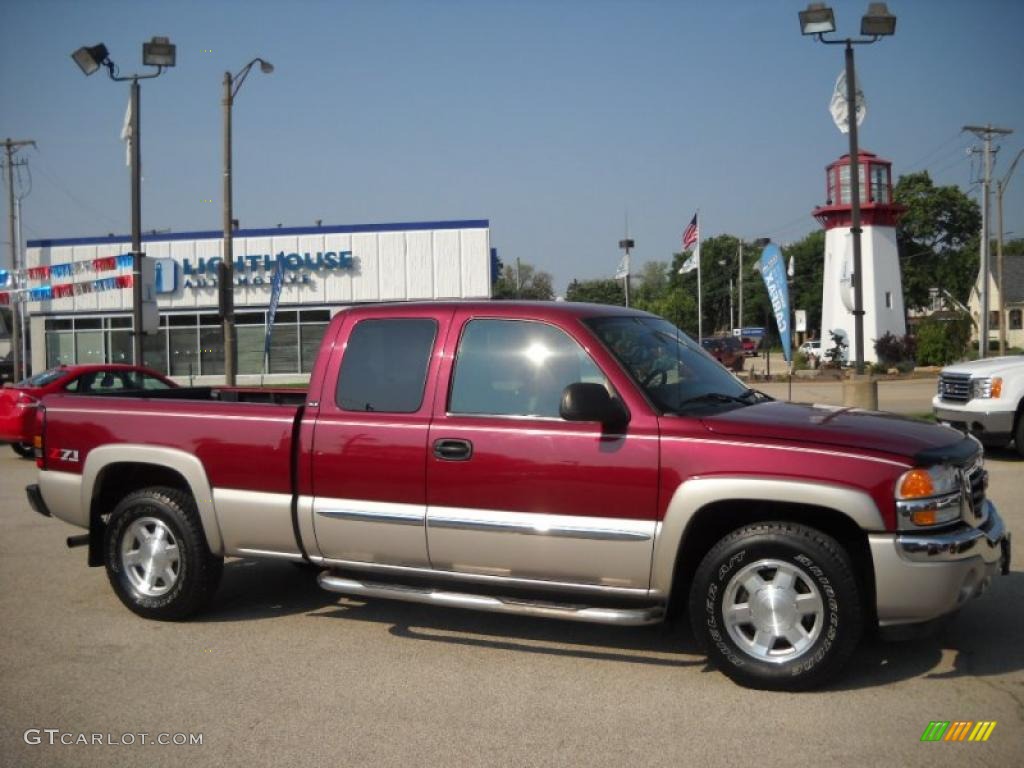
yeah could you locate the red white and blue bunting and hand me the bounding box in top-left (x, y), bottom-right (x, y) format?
top-left (0, 254), bottom-right (134, 305)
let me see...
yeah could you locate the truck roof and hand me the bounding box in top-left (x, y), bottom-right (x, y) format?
top-left (336, 300), bottom-right (653, 321)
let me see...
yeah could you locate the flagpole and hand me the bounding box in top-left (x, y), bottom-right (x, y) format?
top-left (696, 211), bottom-right (702, 344)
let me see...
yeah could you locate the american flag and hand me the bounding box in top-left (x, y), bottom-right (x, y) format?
top-left (682, 213), bottom-right (699, 251)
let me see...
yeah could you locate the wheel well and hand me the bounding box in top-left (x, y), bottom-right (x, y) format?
top-left (668, 500), bottom-right (876, 627)
top-left (86, 463), bottom-right (193, 567)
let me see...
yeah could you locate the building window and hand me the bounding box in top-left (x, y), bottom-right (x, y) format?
top-left (838, 163), bottom-right (867, 204)
top-left (41, 307), bottom-right (335, 377)
top-left (870, 164), bottom-right (889, 203)
top-left (885, 291), bottom-right (892, 309)
top-left (1010, 309), bottom-right (1023, 330)
top-left (990, 311), bottom-right (1000, 329)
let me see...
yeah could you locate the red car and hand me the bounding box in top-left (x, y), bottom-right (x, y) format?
top-left (0, 364), bottom-right (176, 457)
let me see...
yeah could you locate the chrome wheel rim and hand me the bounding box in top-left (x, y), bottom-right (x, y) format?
top-left (121, 517), bottom-right (181, 597)
top-left (722, 558), bottom-right (824, 664)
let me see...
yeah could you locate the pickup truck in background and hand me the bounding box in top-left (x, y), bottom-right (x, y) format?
top-left (933, 355), bottom-right (1024, 456)
top-left (27, 302), bottom-right (1011, 691)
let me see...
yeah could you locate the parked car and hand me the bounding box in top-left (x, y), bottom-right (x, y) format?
top-left (700, 336), bottom-right (745, 371)
top-left (932, 354), bottom-right (1024, 456)
top-left (28, 302), bottom-right (1010, 691)
top-left (799, 340), bottom-right (822, 361)
top-left (0, 364), bottom-right (176, 457)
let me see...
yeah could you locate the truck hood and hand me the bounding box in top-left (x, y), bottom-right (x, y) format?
top-left (941, 355), bottom-right (1024, 377)
top-left (699, 401), bottom-right (970, 463)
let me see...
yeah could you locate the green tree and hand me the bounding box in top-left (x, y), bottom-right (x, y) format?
top-left (633, 260), bottom-right (670, 307)
top-left (492, 262), bottom-right (555, 301)
top-left (565, 278), bottom-right (625, 306)
top-left (894, 171), bottom-right (981, 309)
top-left (782, 230), bottom-right (826, 338)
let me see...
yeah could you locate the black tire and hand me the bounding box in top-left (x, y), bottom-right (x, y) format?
top-left (103, 486), bottom-right (223, 620)
top-left (11, 442), bottom-right (33, 459)
top-left (688, 521), bottom-right (862, 691)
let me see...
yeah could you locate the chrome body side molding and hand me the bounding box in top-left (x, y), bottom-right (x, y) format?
top-left (650, 477), bottom-right (884, 598)
top-left (426, 506), bottom-right (656, 589)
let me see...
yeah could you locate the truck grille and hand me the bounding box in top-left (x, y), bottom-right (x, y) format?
top-left (967, 464), bottom-right (987, 520)
top-left (938, 372), bottom-right (972, 402)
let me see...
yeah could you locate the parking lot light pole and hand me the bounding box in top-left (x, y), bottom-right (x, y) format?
top-left (799, 3), bottom-right (896, 375)
top-left (222, 58), bottom-right (273, 386)
top-left (72, 38), bottom-right (176, 366)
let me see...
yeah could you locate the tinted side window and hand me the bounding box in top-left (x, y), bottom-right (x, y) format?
top-left (449, 319), bottom-right (608, 418)
top-left (336, 318), bottom-right (437, 413)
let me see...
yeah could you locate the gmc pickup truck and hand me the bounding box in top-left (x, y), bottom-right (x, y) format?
top-left (933, 354), bottom-right (1024, 456)
top-left (27, 302), bottom-right (1011, 690)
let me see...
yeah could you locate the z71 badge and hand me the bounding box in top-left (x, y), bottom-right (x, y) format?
top-left (48, 448), bottom-right (80, 463)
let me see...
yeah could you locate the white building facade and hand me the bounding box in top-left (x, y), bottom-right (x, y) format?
top-left (24, 219), bottom-right (492, 382)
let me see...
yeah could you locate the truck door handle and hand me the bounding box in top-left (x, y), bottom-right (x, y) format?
top-left (433, 438), bottom-right (473, 461)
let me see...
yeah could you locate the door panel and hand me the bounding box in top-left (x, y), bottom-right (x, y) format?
top-left (426, 315), bottom-right (659, 588)
top-left (310, 311), bottom-right (452, 565)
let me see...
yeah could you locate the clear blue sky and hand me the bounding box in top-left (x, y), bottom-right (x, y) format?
top-left (2, 0), bottom-right (1022, 293)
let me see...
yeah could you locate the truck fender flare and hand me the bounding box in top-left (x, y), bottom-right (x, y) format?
top-left (649, 476), bottom-right (883, 597)
top-left (81, 444), bottom-right (224, 555)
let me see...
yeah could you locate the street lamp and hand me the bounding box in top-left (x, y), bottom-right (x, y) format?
top-left (799, 3), bottom-right (896, 375)
top-left (221, 57), bottom-right (273, 385)
top-left (72, 37), bottom-right (175, 367)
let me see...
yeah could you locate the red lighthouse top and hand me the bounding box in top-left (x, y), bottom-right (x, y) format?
top-left (812, 150), bottom-right (904, 230)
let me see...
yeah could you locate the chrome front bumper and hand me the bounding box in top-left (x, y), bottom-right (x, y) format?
top-left (869, 502), bottom-right (1010, 627)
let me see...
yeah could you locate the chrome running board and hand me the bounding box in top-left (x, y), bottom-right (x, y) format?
top-left (318, 572), bottom-right (664, 627)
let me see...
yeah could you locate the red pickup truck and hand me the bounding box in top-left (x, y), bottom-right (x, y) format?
top-left (26, 301), bottom-right (1010, 690)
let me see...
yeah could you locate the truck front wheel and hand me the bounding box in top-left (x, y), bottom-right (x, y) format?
top-left (688, 521), bottom-right (862, 691)
top-left (103, 487), bottom-right (223, 620)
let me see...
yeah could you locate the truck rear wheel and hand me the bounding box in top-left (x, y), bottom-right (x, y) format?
top-left (103, 487), bottom-right (223, 620)
top-left (688, 521), bottom-right (862, 691)
top-left (11, 442), bottom-right (33, 459)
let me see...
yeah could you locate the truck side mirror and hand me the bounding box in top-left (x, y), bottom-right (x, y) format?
top-left (559, 383), bottom-right (629, 429)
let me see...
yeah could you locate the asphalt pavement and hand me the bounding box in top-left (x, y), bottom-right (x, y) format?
top-left (1, 417), bottom-right (1022, 768)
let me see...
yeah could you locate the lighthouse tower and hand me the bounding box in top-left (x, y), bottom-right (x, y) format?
top-left (813, 151), bottom-right (905, 365)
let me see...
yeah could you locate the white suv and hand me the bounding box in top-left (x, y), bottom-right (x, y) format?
top-left (933, 355), bottom-right (1024, 456)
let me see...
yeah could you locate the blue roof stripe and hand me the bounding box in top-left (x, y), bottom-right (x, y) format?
top-left (28, 219), bottom-right (490, 248)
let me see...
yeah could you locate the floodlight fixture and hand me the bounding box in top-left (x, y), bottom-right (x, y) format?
top-left (71, 43), bottom-right (109, 76)
top-left (142, 36), bottom-right (176, 67)
top-left (861, 3), bottom-right (896, 37)
top-left (799, 3), bottom-right (836, 36)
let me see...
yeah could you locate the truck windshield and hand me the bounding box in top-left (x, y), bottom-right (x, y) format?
top-left (584, 316), bottom-right (764, 414)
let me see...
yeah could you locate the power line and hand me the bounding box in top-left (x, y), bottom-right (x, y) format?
top-left (30, 151), bottom-right (121, 229)
top-left (903, 131), bottom-right (967, 172)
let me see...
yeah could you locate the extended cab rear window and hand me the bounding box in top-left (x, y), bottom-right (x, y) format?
top-left (335, 318), bottom-right (437, 412)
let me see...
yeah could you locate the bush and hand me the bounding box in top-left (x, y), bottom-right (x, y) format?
top-left (875, 332), bottom-right (917, 368)
top-left (916, 315), bottom-right (972, 366)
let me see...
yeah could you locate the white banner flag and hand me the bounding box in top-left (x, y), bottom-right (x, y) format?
top-left (120, 97), bottom-right (132, 166)
top-left (829, 70), bottom-right (866, 134)
top-left (678, 249), bottom-right (698, 275)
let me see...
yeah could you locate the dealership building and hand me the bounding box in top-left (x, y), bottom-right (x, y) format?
top-left (23, 219), bottom-right (492, 382)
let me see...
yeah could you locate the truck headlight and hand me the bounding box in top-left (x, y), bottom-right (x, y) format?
top-left (970, 376), bottom-right (1002, 399)
top-left (895, 465), bottom-right (963, 529)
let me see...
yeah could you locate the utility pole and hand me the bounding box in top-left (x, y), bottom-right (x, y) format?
top-left (4, 138), bottom-right (36, 383)
top-left (996, 147), bottom-right (1024, 356)
top-left (964, 124), bottom-right (1013, 358)
top-left (737, 240), bottom-right (744, 332)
